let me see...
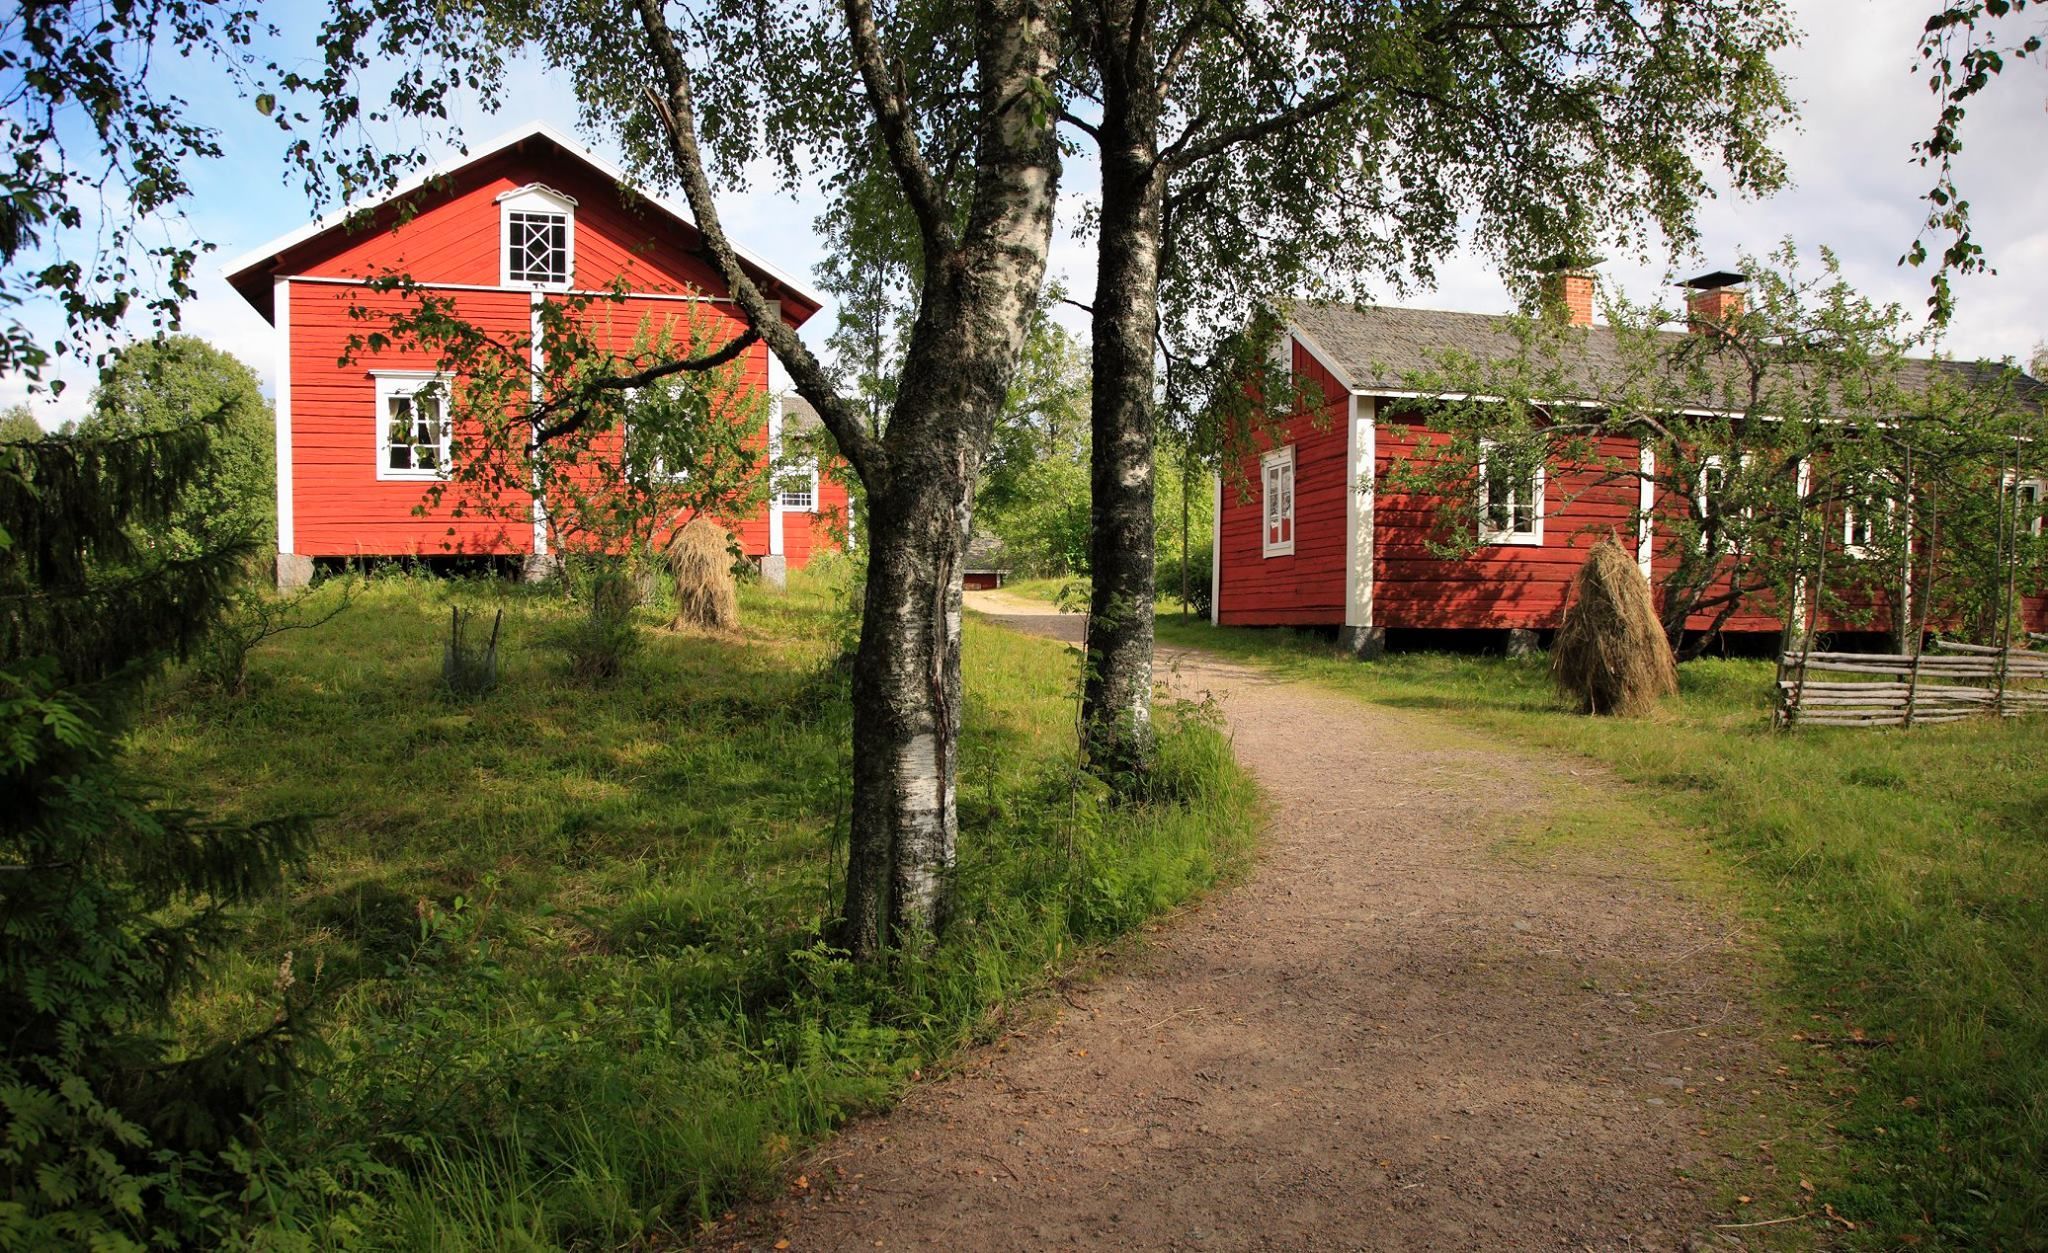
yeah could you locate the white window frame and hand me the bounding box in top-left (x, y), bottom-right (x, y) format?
top-left (1695, 452), bottom-right (1756, 551)
top-left (496, 183), bottom-right (578, 291)
top-left (1477, 438), bottom-right (1544, 546)
top-left (2013, 477), bottom-right (2046, 539)
top-left (373, 371), bottom-right (453, 482)
top-left (1261, 445), bottom-right (1295, 557)
top-left (777, 459), bottom-right (820, 512)
top-left (1842, 493), bottom-right (1894, 559)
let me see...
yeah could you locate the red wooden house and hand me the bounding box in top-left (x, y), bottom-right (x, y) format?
top-left (226, 121), bottom-right (844, 586)
top-left (1213, 272), bottom-right (2048, 653)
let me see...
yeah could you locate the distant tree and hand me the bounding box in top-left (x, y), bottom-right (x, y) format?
top-left (2030, 340), bottom-right (2047, 380)
top-left (82, 335), bottom-right (274, 553)
top-left (0, 404), bottom-right (42, 441)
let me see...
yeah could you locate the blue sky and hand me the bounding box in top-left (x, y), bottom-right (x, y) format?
top-left (7, 0), bottom-right (2045, 427)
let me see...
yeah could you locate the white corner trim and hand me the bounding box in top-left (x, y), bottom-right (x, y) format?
top-left (1344, 395), bottom-right (1376, 629)
top-left (766, 393), bottom-right (786, 557)
top-left (1210, 465), bottom-right (1222, 625)
top-left (273, 277), bottom-right (294, 556)
top-left (1637, 442), bottom-right (1655, 581)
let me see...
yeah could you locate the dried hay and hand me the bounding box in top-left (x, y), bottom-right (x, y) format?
top-left (666, 516), bottom-right (739, 631)
top-left (1551, 537), bottom-right (1677, 716)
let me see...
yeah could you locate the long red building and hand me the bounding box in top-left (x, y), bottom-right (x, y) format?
top-left (1214, 274), bottom-right (2048, 652)
top-left (226, 122), bottom-right (843, 585)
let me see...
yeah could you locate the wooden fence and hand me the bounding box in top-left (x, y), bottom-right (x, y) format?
top-left (1777, 640), bottom-right (2048, 729)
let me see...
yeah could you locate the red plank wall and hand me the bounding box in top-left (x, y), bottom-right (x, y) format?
top-left (1215, 339), bottom-right (1350, 626)
top-left (1374, 415), bottom-right (1644, 630)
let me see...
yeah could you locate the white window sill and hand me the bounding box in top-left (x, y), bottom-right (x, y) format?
top-left (1262, 541), bottom-right (1294, 558)
top-left (1480, 530), bottom-right (1544, 547)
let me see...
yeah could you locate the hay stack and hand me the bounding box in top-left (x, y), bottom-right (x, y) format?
top-left (1551, 538), bottom-right (1677, 716)
top-left (666, 516), bottom-right (739, 631)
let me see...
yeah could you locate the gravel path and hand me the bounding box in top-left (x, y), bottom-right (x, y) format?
top-left (706, 592), bottom-right (1772, 1251)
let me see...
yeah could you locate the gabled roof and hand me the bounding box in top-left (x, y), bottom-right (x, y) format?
top-left (1288, 301), bottom-right (2047, 414)
top-left (224, 119), bottom-right (825, 321)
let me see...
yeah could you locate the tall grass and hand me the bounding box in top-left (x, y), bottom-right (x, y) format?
top-left (1154, 615), bottom-right (2047, 1248)
top-left (134, 569), bottom-right (1257, 1248)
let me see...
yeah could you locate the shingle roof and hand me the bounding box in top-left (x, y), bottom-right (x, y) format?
top-left (1287, 301), bottom-right (2046, 414)
top-left (964, 530), bottom-right (1008, 573)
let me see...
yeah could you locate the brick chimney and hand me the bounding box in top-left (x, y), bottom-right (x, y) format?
top-left (1540, 267), bottom-right (1598, 327)
top-left (1682, 270), bottom-right (1747, 335)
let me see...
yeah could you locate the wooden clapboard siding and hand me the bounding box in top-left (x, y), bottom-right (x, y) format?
top-left (1214, 339), bottom-right (1349, 626)
top-left (1373, 416), bottom-right (1643, 630)
top-left (288, 282), bottom-right (536, 557)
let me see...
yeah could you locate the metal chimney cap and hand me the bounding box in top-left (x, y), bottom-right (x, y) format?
top-left (1680, 270), bottom-right (1748, 290)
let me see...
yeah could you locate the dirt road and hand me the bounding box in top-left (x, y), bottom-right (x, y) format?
top-left (711, 592), bottom-right (1770, 1251)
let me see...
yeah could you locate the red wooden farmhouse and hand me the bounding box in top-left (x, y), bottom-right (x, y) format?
top-left (1213, 271), bottom-right (2048, 653)
top-left (226, 121), bottom-right (845, 586)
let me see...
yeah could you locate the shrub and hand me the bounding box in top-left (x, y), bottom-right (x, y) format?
top-left (562, 562), bottom-right (641, 682)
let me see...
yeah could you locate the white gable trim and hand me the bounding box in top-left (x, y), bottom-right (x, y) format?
top-left (222, 119), bottom-right (824, 310)
top-left (1286, 323), bottom-right (1356, 392)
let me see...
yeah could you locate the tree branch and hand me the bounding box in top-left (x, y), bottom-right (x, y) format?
top-left (630, 0), bottom-right (884, 486)
top-left (531, 326), bottom-right (761, 445)
top-left (1162, 85), bottom-right (1358, 172)
top-left (843, 0), bottom-right (956, 258)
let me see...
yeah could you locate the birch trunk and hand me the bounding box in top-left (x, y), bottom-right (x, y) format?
top-left (1082, 6), bottom-right (1162, 779)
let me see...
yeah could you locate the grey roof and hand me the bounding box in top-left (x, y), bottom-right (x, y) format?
top-left (964, 529), bottom-right (1008, 572)
top-left (1287, 301), bottom-right (2046, 414)
top-left (779, 392), bottom-right (824, 437)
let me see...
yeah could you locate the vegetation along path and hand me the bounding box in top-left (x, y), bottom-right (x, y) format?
top-left (721, 592), bottom-right (1780, 1251)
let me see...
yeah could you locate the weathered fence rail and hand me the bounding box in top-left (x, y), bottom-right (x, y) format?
top-left (1777, 640), bottom-right (2048, 729)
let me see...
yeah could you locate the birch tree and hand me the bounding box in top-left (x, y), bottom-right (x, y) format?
top-left (299, 0), bottom-right (1063, 959)
top-left (1069, 0), bottom-right (1797, 776)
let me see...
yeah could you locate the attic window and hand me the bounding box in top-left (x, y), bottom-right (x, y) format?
top-left (497, 184), bottom-right (578, 289)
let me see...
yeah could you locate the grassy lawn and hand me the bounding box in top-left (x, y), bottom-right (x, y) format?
top-left (134, 570), bottom-right (1257, 1248)
top-left (1134, 612), bottom-right (2046, 1248)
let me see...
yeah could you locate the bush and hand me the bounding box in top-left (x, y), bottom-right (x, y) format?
top-left (561, 560), bottom-right (641, 682)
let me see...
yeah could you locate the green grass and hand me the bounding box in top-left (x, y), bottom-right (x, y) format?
top-left (135, 569), bottom-right (1258, 1249)
top-left (1149, 614), bottom-right (2047, 1248)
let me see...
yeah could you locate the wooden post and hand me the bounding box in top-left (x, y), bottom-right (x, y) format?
top-left (1996, 438), bottom-right (2023, 717)
top-left (1787, 503), bottom-right (1834, 730)
top-left (1904, 479), bottom-right (1936, 730)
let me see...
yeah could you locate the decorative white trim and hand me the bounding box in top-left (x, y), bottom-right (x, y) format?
top-left (373, 371), bottom-right (454, 482)
top-left (1343, 394), bottom-right (1376, 629)
top-left (529, 293), bottom-right (549, 556)
top-left (1210, 465), bottom-right (1222, 625)
top-left (1793, 456), bottom-right (1813, 622)
top-left (1636, 442), bottom-right (1655, 581)
top-left (1477, 438), bottom-right (1545, 546)
top-left (274, 277), bottom-right (294, 555)
top-left (1261, 445), bottom-right (1296, 558)
top-left (498, 183), bottom-right (578, 291)
top-left (222, 119), bottom-right (826, 311)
